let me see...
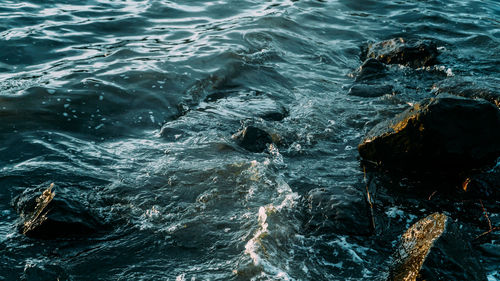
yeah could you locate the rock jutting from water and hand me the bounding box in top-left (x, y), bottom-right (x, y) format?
top-left (432, 78), bottom-right (500, 108)
top-left (388, 213), bottom-right (486, 281)
top-left (233, 126), bottom-right (273, 152)
top-left (365, 38), bottom-right (439, 68)
top-left (355, 58), bottom-right (387, 81)
top-left (358, 95), bottom-right (500, 174)
top-left (16, 184), bottom-right (104, 239)
top-left (348, 84), bottom-right (393, 98)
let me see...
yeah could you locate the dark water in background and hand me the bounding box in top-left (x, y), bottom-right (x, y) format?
top-left (0, 0), bottom-right (499, 280)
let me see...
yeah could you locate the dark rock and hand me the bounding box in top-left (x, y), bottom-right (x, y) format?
top-left (260, 107), bottom-right (288, 121)
top-left (355, 58), bottom-right (387, 81)
top-left (388, 213), bottom-right (486, 281)
top-left (16, 184), bottom-right (104, 239)
top-left (464, 165), bottom-right (500, 199)
top-left (358, 95), bottom-right (500, 174)
top-left (348, 84), bottom-right (393, 98)
top-left (160, 126), bottom-right (185, 141)
top-left (366, 38), bottom-right (439, 68)
top-left (304, 187), bottom-right (372, 236)
top-left (433, 78), bottom-right (500, 108)
top-left (204, 91), bottom-right (234, 102)
top-left (233, 126), bottom-right (272, 152)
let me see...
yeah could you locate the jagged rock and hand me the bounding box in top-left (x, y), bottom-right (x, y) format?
top-left (304, 187), bottom-right (372, 236)
top-left (233, 126), bottom-right (272, 152)
top-left (355, 58), bottom-right (387, 81)
top-left (366, 38), bottom-right (439, 68)
top-left (388, 213), bottom-right (486, 281)
top-left (358, 95), bottom-right (500, 174)
top-left (348, 84), bottom-right (393, 98)
top-left (16, 184), bottom-right (104, 239)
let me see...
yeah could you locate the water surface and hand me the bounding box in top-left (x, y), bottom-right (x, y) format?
top-left (1, 0), bottom-right (499, 280)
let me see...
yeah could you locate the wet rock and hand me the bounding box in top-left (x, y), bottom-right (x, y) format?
top-left (159, 126), bottom-right (185, 141)
top-left (16, 184), bottom-right (104, 239)
top-left (233, 126), bottom-right (272, 152)
top-left (366, 38), bottom-right (439, 68)
top-left (204, 91), bottom-right (234, 102)
top-left (259, 107), bottom-right (288, 121)
top-left (463, 165), bottom-right (500, 199)
top-left (388, 213), bottom-right (486, 281)
top-left (355, 58), bottom-right (387, 81)
top-left (304, 187), bottom-right (372, 236)
top-left (348, 84), bottom-right (393, 98)
top-left (358, 95), bottom-right (500, 174)
top-left (432, 78), bottom-right (500, 107)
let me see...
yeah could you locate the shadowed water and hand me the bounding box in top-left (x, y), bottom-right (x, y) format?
top-left (1, 0), bottom-right (499, 280)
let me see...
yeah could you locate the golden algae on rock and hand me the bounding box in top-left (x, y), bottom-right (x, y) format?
top-left (22, 183), bottom-right (55, 235)
top-left (389, 213), bottom-right (447, 281)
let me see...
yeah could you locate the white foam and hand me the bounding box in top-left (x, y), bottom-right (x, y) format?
top-left (386, 206), bottom-right (404, 219)
top-left (242, 174), bottom-right (299, 280)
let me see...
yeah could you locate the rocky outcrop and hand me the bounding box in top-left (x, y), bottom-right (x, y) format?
top-left (358, 95), bottom-right (500, 173)
top-left (365, 38), bottom-right (439, 68)
top-left (233, 126), bottom-right (273, 152)
top-left (388, 213), bottom-right (486, 281)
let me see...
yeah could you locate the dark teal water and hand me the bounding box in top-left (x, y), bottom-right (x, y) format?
top-left (1, 0), bottom-right (499, 280)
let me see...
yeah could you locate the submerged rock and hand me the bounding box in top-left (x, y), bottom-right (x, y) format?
top-left (16, 184), bottom-right (104, 239)
top-left (366, 38), bottom-right (439, 68)
top-left (358, 95), bottom-right (500, 174)
top-left (304, 187), bottom-right (372, 236)
top-left (388, 213), bottom-right (486, 281)
top-left (348, 84), bottom-right (393, 98)
top-left (233, 126), bottom-right (272, 152)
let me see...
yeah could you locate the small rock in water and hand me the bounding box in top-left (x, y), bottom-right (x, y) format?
top-left (16, 184), bottom-right (105, 239)
top-left (233, 126), bottom-right (272, 152)
top-left (22, 183), bottom-right (55, 236)
top-left (348, 84), bottom-right (393, 98)
top-left (259, 107), bottom-right (288, 122)
top-left (366, 38), bottom-right (439, 68)
top-left (355, 58), bottom-right (387, 81)
top-left (160, 126), bottom-right (186, 141)
top-left (305, 187), bottom-right (372, 236)
top-left (358, 95), bottom-right (500, 174)
top-left (388, 213), bottom-right (486, 281)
